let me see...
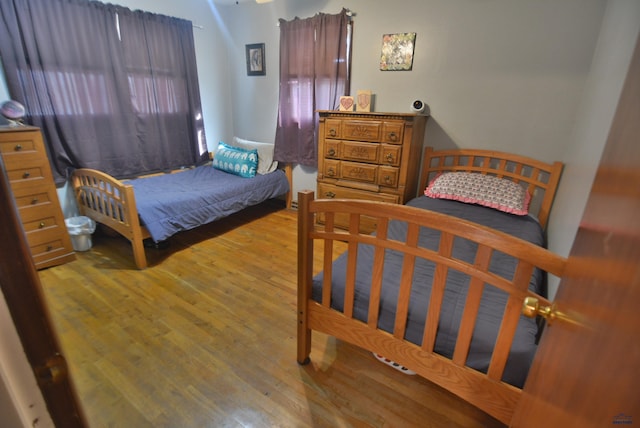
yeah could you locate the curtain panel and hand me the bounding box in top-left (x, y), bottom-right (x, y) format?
top-left (274, 8), bottom-right (350, 167)
top-left (0, 0), bottom-right (207, 184)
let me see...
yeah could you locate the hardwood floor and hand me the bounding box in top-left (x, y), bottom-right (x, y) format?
top-left (38, 200), bottom-right (505, 428)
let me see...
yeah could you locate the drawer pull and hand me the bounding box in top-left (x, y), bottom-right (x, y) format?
top-left (328, 128), bottom-right (337, 137)
top-left (327, 168), bottom-right (335, 177)
top-left (39, 222), bottom-right (46, 228)
top-left (328, 148), bottom-right (336, 156)
top-left (32, 198), bottom-right (39, 205)
top-left (15, 144), bottom-right (23, 151)
top-left (388, 132), bottom-right (398, 142)
top-left (23, 171), bottom-right (31, 179)
top-left (384, 175), bottom-right (392, 183)
top-left (386, 153), bottom-right (394, 163)
top-left (46, 245), bottom-right (54, 252)
top-left (324, 191), bottom-right (336, 198)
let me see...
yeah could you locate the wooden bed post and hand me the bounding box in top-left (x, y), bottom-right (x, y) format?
top-left (296, 190), bottom-right (314, 365)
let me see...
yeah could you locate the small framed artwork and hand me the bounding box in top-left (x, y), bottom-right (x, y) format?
top-left (356, 90), bottom-right (373, 112)
top-left (380, 33), bottom-right (416, 71)
top-left (246, 43), bottom-right (265, 76)
top-left (339, 96), bottom-right (354, 111)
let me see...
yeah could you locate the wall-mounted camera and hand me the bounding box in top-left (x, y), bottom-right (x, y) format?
top-left (411, 99), bottom-right (426, 113)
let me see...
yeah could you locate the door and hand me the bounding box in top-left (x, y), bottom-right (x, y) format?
top-left (511, 33), bottom-right (640, 427)
top-left (0, 154), bottom-right (87, 426)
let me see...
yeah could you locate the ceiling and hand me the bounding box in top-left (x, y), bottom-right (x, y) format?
top-left (211, 0), bottom-right (272, 5)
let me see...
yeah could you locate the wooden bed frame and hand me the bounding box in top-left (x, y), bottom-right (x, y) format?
top-left (297, 147), bottom-right (566, 425)
top-left (71, 164), bottom-right (292, 269)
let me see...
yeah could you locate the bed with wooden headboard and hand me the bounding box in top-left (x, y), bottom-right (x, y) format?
top-left (72, 139), bottom-right (292, 269)
top-left (297, 146), bottom-right (566, 425)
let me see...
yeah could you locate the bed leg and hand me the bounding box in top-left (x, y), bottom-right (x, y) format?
top-left (297, 314), bottom-right (312, 365)
top-left (297, 190), bottom-right (315, 366)
top-left (131, 239), bottom-right (147, 269)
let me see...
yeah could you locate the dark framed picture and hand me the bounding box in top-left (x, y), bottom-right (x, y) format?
top-left (246, 43), bottom-right (265, 76)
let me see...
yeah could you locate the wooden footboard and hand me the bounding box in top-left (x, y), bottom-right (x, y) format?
top-left (297, 190), bottom-right (567, 425)
top-left (71, 169), bottom-right (150, 269)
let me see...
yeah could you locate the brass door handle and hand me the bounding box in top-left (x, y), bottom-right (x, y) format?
top-left (522, 297), bottom-right (556, 323)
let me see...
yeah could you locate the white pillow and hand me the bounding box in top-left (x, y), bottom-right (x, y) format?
top-left (229, 137), bottom-right (278, 175)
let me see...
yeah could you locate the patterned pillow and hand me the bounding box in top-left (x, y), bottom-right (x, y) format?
top-left (212, 142), bottom-right (258, 178)
top-left (424, 172), bottom-right (530, 215)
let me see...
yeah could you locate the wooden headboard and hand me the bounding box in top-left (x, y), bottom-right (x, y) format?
top-left (420, 147), bottom-right (563, 229)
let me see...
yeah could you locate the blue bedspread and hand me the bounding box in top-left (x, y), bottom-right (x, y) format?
top-left (127, 165), bottom-right (289, 242)
top-left (313, 196), bottom-right (545, 387)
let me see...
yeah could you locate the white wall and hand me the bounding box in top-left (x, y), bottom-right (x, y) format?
top-left (545, 0), bottom-right (640, 297)
top-left (219, 0), bottom-right (609, 201)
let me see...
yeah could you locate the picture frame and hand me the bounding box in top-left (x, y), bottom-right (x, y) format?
top-left (246, 43), bottom-right (266, 76)
top-left (380, 33), bottom-right (416, 71)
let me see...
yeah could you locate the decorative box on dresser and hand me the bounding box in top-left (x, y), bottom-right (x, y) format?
top-left (0, 126), bottom-right (75, 269)
top-left (316, 110), bottom-right (428, 232)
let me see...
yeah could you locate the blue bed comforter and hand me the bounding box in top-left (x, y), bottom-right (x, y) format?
top-left (313, 196), bottom-right (545, 387)
top-left (127, 165), bottom-right (289, 242)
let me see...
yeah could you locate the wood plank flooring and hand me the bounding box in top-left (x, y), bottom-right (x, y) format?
top-left (38, 200), bottom-right (505, 428)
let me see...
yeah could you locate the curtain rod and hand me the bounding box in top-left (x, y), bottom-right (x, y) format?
top-left (276, 9), bottom-right (354, 26)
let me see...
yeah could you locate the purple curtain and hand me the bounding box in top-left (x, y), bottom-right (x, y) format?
top-left (274, 9), bottom-right (351, 167)
top-left (0, 0), bottom-right (207, 185)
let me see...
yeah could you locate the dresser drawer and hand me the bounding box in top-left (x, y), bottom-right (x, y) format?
top-left (382, 122), bottom-right (404, 144)
top-left (380, 144), bottom-right (402, 166)
top-left (324, 119), bottom-right (342, 139)
top-left (324, 139), bottom-right (341, 158)
top-left (17, 194), bottom-right (63, 225)
top-left (29, 234), bottom-right (72, 266)
top-left (12, 187), bottom-right (54, 209)
top-left (323, 159), bottom-right (340, 179)
top-left (4, 161), bottom-right (49, 186)
top-left (340, 161), bottom-right (378, 184)
top-left (0, 135), bottom-right (40, 155)
top-left (342, 120), bottom-right (382, 142)
top-left (378, 166), bottom-right (400, 188)
top-left (341, 140), bottom-right (379, 163)
top-left (316, 183), bottom-right (399, 232)
top-left (317, 182), bottom-right (399, 203)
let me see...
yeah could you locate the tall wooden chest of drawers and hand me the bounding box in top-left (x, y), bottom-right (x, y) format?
top-left (0, 126), bottom-right (75, 269)
top-left (316, 111), bottom-right (427, 232)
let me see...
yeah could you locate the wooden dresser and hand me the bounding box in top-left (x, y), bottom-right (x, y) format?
top-left (316, 110), bottom-right (427, 232)
top-left (0, 126), bottom-right (75, 269)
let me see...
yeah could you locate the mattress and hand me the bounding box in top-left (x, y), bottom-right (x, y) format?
top-left (312, 196), bottom-right (545, 387)
top-left (128, 165), bottom-right (290, 242)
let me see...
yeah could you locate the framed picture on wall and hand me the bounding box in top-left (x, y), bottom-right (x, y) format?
top-left (246, 43), bottom-right (266, 76)
top-left (380, 33), bottom-right (416, 71)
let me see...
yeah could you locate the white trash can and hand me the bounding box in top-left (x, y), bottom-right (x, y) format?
top-left (65, 216), bottom-right (97, 252)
